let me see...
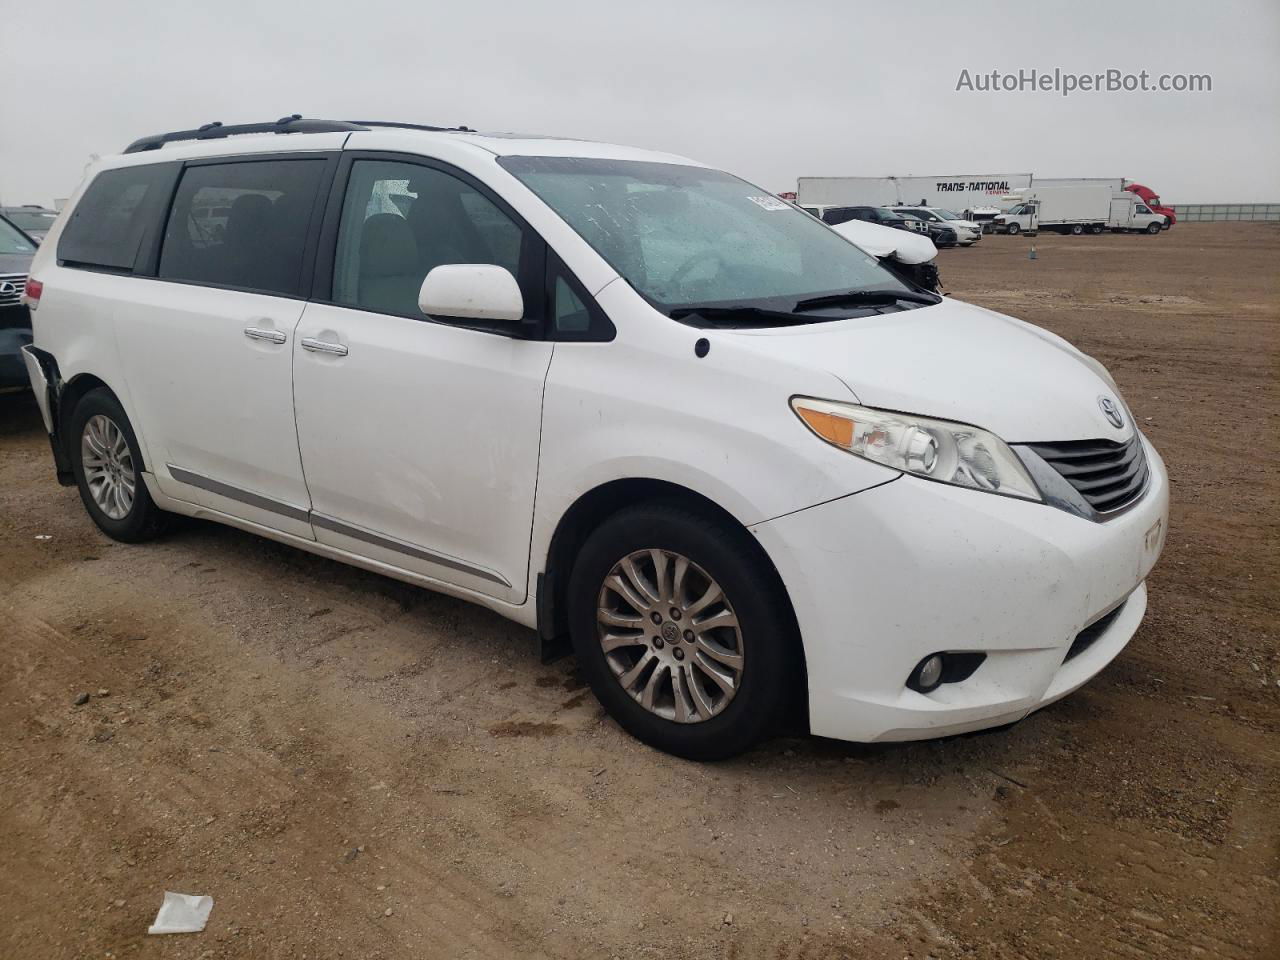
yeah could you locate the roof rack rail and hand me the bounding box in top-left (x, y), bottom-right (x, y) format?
top-left (346, 120), bottom-right (474, 133)
top-left (122, 115), bottom-right (369, 154)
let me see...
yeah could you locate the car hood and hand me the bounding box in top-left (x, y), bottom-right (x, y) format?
top-left (722, 296), bottom-right (1130, 443)
top-left (831, 219), bottom-right (937, 264)
top-left (0, 251), bottom-right (34, 275)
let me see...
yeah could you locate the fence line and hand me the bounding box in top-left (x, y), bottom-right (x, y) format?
top-left (1175, 203), bottom-right (1280, 222)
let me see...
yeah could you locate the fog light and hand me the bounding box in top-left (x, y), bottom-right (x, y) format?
top-left (914, 654), bottom-right (944, 692)
top-left (906, 651), bottom-right (988, 693)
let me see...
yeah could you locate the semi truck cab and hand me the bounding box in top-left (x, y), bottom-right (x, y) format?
top-left (1124, 183), bottom-right (1175, 228)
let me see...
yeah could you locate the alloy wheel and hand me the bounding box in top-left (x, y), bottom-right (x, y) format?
top-left (81, 414), bottom-right (136, 520)
top-left (596, 549), bottom-right (744, 723)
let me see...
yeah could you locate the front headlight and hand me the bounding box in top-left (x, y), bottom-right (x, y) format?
top-left (791, 397), bottom-right (1042, 501)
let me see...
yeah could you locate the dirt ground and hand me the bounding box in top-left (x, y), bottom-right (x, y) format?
top-left (2, 223), bottom-right (1277, 959)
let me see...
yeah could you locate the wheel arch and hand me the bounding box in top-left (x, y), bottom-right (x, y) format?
top-left (537, 477), bottom-right (808, 715)
top-left (57, 373), bottom-right (154, 479)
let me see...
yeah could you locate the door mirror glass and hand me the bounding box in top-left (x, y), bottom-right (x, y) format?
top-left (419, 264), bottom-right (524, 322)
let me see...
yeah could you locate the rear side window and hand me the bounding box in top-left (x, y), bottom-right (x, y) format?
top-left (59, 165), bottom-right (175, 271)
top-left (159, 159), bottom-right (326, 297)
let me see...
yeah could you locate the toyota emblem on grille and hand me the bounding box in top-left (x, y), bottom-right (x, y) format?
top-left (1098, 396), bottom-right (1124, 429)
top-left (0, 282), bottom-right (15, 295)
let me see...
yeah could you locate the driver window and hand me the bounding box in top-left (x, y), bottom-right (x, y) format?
top-left (333, 159), bottom-right (526, 319)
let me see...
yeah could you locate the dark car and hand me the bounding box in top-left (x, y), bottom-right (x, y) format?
top-left (819, 205), bottom-right (925, 233)
top-left (0, 215), bottom-right (37, 389)
top-left (895, 209), bottom-right (960, 247)
top-left (1, 206), bottom-right (58, 242)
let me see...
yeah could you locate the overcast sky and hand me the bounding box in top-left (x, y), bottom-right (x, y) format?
top-left (2, 0), bottom-right (1277, 206)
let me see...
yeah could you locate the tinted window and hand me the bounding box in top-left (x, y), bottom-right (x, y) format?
top-left (553, 275), bottom-right (590, 333)
top-left (0, 217), bottom-right (36, 255)
top-left (332, 159), bottom-right (527, 319)
top-left (59, 165), bottom-right (175, 270)
top-left (159, 159), bottom-right (325, 296)
top-left (6, 211), bottom-right (57, 232)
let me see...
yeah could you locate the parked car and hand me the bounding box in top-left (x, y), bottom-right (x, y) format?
top-left (827, 216), bottom-right (941, 292)
top-left (891, 206), bottom-right (983, 245)
top-left (817, 205), bottom-right (930, 235)
top-left (0, 214), bottom-right (37, 389)
top-left (22, 117), bottom-right (1168, 760)
top-left (1, 206), bottom-right (59, 242)
top-left (895, 209), bottom-right (961, 246)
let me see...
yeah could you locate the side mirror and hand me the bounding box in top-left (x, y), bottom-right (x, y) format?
top-left (418, 264), bottom-right (523, 322)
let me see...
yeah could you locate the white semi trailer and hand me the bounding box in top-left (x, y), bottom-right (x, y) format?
top-left (796, 173), bottom-right (1033, 216)
top-left (1031, 177), bottom-right (1126, 192)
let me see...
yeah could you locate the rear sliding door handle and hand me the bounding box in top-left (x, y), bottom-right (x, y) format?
top-left (301, 338), bottom-right (349, 357)
top-left (244, 326), bottom-right (287, 344)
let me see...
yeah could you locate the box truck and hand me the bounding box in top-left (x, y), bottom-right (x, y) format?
top-left (992, 184), bottom-right (1114, 234)
top-left (1034, 178), bottom-right (1176, 227)
top-left (993, 186), bottom-right (1167, 235)
top-left (1108, 194), bottom-right (1168, 233)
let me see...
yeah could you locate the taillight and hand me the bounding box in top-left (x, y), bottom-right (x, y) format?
top-left (23, 277), bottom-right (42, 310)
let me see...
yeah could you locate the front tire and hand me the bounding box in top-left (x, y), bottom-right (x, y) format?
top-left (1146, 222), bottom-right (1162, 234)
top-left (69, 388), bottom-right (168, 542)
top-left (567, 504), bottom-right (798, 760)
top-left (1005, 222), bottom-right (1020, 235)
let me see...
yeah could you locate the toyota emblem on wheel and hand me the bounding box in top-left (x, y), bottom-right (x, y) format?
top-left (1098, 396), bottom-right (1124, 429)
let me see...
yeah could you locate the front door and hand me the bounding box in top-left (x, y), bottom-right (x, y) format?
top-left (116, 155), bottom-right (333, 538)
top-left (292, 156), bottom-right (552, 602)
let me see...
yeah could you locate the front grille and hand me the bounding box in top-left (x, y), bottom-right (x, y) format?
top-left (1064, 601), bottom-right (1127, 662)
top-left (0, 274), bottom-right (27, 308)
top-left (1026, 434), bottom-right (1149, 514)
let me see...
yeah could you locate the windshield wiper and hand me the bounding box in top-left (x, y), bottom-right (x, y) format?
top-left (668, 305), bottom-right (823, 328)
top-left (793, 288), bottom-right (941, 311)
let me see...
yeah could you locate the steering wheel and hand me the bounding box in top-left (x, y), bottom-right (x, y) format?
top-left (668, 250), bottom-right (725, 288)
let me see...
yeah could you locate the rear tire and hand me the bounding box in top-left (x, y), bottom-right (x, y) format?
top-left (69, 388), bottom-right (168, 543)
top-left (567, 503), bottom-right (798, 760)
top-left (1090, 224), bottom-right (1105, 234)
top-left (1070, 224), bottom-right (1084, 235)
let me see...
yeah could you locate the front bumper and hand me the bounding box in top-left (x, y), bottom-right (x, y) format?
top-left (752, 435), bottom-right (1169, 743)
top-left (1, 311), bottom-right (32, 389)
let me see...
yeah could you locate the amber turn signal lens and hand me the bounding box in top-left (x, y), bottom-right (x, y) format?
top-left (795, 405), bottom-right (854, 449)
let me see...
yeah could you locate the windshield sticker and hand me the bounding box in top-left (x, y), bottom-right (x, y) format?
top-left (746, 195), bottom-right (790, 211)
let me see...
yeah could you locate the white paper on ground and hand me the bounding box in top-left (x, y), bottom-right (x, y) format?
top-left (147, 891), bottom-right (213, 935)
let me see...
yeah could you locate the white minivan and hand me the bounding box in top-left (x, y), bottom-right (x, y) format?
top-left (22, 117), bottom-right (1168, 760)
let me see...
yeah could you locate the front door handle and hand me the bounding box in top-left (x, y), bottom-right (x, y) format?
top-left (244, 326), bottom-right (287, 344)
top-left (300, 337), bottom-right (349, 357)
